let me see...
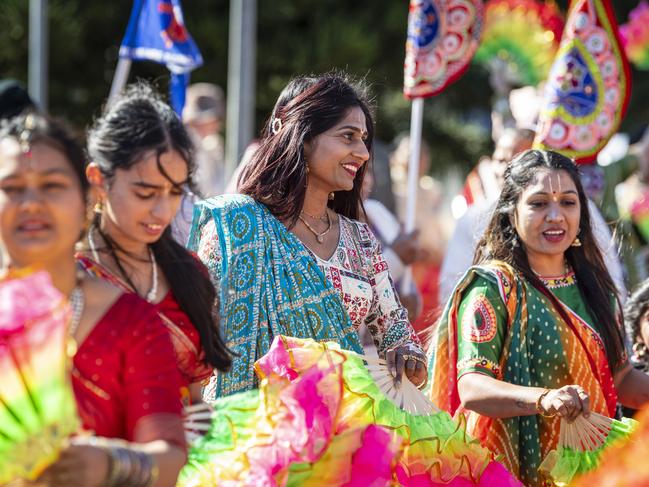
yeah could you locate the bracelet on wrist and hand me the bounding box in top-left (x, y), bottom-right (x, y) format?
top-left (535, 388), bottom-right (555, 418)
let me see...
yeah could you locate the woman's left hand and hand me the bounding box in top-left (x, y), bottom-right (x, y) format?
top-left (37, 444), bottom-right (110, 487)
top-left (386, 346), bottom-right (428, 389)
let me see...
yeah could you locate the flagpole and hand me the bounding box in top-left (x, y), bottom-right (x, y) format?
top-left (108, 58), bottom-right (132, 105)
top-left (28, 0), bottom-right (48, 110)
top-left (225, 0), bottom-right (257, 184)
top-left (401, 97), bottom-right (424, 292)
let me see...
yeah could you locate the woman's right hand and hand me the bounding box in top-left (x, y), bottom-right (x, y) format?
top-left (539, 385), bottom-right (590, 422)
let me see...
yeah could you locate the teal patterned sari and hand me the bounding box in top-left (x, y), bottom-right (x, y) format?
top-left (188, 195), bottom-right (363, 399)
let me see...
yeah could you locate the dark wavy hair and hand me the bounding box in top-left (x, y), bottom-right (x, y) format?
top-left (475, 149), bottom-right (625, 370)
top-left (625, 279), bottom-right (649, 363)
top-left (238, 72), bottom-right (374, 226)
top-left (87, 83), bottom-right (231, 372)
top-left (0, 113), bottom-right (88, 198)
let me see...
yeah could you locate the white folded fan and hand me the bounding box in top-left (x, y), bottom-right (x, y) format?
top-left (558, 412), bottom-right (613, 451)
top-left (352, 353), bottom-right (439, 416)
top-left (183, 403), bottom-right (214, 444)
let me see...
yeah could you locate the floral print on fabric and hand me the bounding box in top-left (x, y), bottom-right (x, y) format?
top-left (310, 215), bottom-right (422, 357)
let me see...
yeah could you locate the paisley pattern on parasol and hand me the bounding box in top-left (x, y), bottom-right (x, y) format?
top-left (533, 0), bottom-right (631, 163)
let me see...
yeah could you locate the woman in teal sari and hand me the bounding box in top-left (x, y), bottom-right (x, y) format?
top-left (189, 73), bottom-right (426, 400)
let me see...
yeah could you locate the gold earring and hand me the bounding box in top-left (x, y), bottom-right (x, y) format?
top-left (93, 201), bottom-right (103, 214)
top-left (571, 237), bottom-right (582, 247)
top-left (328, 192), bottom-right (335, 201)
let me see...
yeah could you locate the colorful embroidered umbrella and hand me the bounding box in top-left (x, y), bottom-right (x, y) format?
top-left (533, 0), bottom-right (631, 164)
top-left (0, 271), bottom-right (79, 483)
top-left (402, 0), bottom-right (484, 291)
top-left (404, 0), bottom-right (484, 98)
top-left (620, 1), bottom-right (649, 70)
top-left (474, 0), bottom-right (564, 86)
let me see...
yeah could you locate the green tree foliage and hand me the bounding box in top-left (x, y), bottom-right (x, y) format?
top-left (1, 0), bottom-right (647, 173)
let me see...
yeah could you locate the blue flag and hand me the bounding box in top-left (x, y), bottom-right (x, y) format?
top-left (119, 0), bottom-right (203, 114)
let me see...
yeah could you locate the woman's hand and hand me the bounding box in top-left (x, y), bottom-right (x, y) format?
top-left (386, 346), bottom-right (428, 389)
top-left (38, 444), bottom-right (110, 487)
top-left (539, 385), bottom-right (590, 422)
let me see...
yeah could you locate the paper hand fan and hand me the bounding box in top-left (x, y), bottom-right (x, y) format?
top-left (0, 271), bottom-right (80, 483)
top-left (539, 412), bottom-right (637, 486)
top-left (183, 402), bottom-right (214, 444)
top-left (357, 354), bottom-right (439, 416)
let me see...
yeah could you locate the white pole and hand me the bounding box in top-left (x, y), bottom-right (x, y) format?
top-left (401, 97), bottom-right (424, 292)
top-left (225, 0), bottom-right (257, 184)
top-left (28, 0), bottom-right (48, 110)
top-left (108, 58), bottom-right (132, 105)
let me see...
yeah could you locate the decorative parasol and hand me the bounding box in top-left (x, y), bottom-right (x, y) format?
top-left (620, 1), bottom-right (649, 71)
top-left (538, 412), bottom-right (637, 486)
top-left (0, 271), bottom-right (79, 483)
top-left (475, 0), bottom-right (564, 87)
top-left (533, 0), bottom-right (632, 164)
top-left (402, 0), bottom-right (483, 291)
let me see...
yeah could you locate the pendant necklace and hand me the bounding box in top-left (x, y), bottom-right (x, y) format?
top-left (298, 210), bottom-right (332, 244)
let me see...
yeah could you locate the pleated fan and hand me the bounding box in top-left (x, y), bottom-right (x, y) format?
top-left (539, 411), bottom-right (637, 486)
top-left (0, 271), bottom-right (80, 483)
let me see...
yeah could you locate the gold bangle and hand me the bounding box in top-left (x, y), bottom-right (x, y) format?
top-left (536, 388), bottom-right (555, 418)
top-left (401, 353), bottom-right (427, 365)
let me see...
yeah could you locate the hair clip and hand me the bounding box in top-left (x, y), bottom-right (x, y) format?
top-left (271, 117), bottom-right (283, 135)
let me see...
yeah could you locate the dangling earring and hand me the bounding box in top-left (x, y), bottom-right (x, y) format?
top-left (93, 201), bottom-right (103, 214)
top-left (328, 192), bottom-right (335, 201)
top-left (571, 230), bottom-right (582, 247)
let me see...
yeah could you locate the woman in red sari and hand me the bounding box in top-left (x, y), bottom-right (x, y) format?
top-left (76, 84), bottom-right (231, 406)
top-left (0, 113), bottom-right (185, 486)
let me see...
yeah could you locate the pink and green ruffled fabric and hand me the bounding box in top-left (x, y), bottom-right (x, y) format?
top-left (179, 336), bottom-right (521, 486)
top-left (0, 271), bottom-right (79, 483)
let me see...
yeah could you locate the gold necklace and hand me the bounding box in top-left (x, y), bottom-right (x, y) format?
top-left (301, 209), bottom-right (328, 222)
top-left (298, 210), bottom-right (332, 244)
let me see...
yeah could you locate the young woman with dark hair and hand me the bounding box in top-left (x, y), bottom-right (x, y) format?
top-left (427, 149), bottom-right (649, 486)
top-left (77, 83), bottom-right (231, 407)
top-left (625, 279), bottom-right (649, 373)
top-left (0, 113), bottom-right (186, 486)
top-left (189, 72), bottom-right (427, 400)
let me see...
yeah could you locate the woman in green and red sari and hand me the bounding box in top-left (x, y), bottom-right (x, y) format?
top-left (427, 149), bottom-right (649, 486)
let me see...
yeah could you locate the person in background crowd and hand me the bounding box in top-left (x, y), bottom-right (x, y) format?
top-left (182, 83), bottom-right (226, 197)
top-left (361, 166), bottom-right (426, 321)
top-left (625, 279), bottom-right (649, 374)
top-left (77, 84), bottom-right (231, 409)
top-left (428, 149), bottom-right (649, 486)
top-left (612, 127), bottom-right (649, 287)
top-left (190, 73), bottom-right (427, 400)
top-left (440, 128), bottom-right (535, 303)
top-left (0, 113), bottom-right (186, 487)
top-left (390, 135), bottom-right (449, 330)
top-left (170, 83), bottom-right (227, 244)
